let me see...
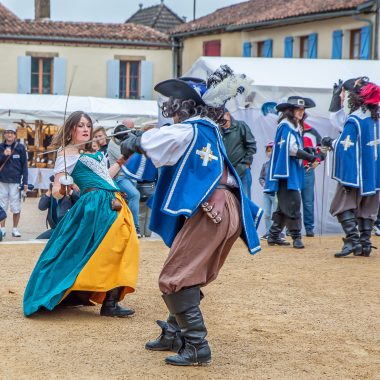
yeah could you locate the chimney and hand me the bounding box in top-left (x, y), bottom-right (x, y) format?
top-left (35, 0), bottom-right (50, 21)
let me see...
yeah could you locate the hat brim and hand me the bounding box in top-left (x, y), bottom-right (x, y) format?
top-left (276, 98), bottom-right (315, 112)
top-left (154, 79), bottom-right (205, 106)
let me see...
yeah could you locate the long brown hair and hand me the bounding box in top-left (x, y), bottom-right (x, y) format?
top-left (52, 111), bottom-right (93, 150)
top-left (278, 107), bottom-right (306, 131)
top-left (348, 91), bottom-right (379, 121)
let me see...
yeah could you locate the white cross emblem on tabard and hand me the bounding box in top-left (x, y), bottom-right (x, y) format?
top-left (278, 138), bottom-right (285, 148)
top-left (367, 138), bottom-right (380, 160)
top-left (196, 143), bottom-right (218, 167)
top-left (340, 135), bottom-right (354, 151)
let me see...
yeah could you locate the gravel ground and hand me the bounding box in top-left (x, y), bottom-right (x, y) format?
top-left (1, 198), bottom-right (46, 241)
top-left (0, 235), bottom-right (379, 379)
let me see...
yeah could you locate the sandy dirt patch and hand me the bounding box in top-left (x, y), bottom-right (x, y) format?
top-left (0, 237), bottom-right (379, 379)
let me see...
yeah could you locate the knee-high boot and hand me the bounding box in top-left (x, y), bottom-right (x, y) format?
top-left (100, 287), bottom-right (135, 317)
top-left (335, 211), bottom-right (362, 257)
top-left (145, 314), bottom-right (182, 352)
top-left (268, 212), bottom-right (290, 246)
top-left (162, 287), bottom-right (211, 366)
top-left (356, 218), bottom-right (376, 257)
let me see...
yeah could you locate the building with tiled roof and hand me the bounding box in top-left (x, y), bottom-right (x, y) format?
top-left (126, 1), bottom-right (184, 33)
top-left (0, 1), bottom-right (172, 99)
top-left (170, 0), bottom-right (379, 75)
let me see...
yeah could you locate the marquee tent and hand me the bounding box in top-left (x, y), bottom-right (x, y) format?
top-left (0, 93), bottom-right (158, 128)
top-left (184, 57), bottom-right (380, 235)
top-left (184, 57), bottom-right (380, 116)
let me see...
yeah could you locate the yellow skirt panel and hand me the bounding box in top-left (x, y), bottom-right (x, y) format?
top-left (62, 193), bottom-right (139, 304)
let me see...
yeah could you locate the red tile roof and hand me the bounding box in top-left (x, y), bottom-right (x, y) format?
top-left (0, 2), bottom-right (20, 23)
top-left (171, 0), bottom-right (373, 35)
top-left (0, 3), bottom-right (170, 47)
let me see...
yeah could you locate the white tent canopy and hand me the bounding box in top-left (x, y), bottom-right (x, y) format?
top-left (0, 93), bottom-right (159, 128)
top-left (184, 57), bottom-right (380, 117)
top-left (184, 57), bottom-right (380, 235)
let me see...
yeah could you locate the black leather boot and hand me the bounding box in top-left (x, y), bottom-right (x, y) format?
top-left (335, 211), bottom-right (362, 258)
top-left (100, 288), bottom-right (135, 317)
top-left (162, 287), bottom-right (211, 366)
top-left (145, 314), bottom-right (182, 352)
top-left (287, 217), bottom-right (304, 249)
top-left (356, 218), bottom-right (376, 257)
top-left (268, 212), bottom-right (290, 246)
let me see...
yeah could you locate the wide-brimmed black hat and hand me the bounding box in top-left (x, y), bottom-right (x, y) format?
top-left (154, 77), bottom-right (207, 106)
top-left (276, 96), bottom-right (316, 112)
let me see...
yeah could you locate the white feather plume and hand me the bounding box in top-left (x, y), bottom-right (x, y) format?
top-left (201, 74), bottom-right (253, 108)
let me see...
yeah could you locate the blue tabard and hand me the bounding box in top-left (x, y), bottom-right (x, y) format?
top-left (332, 109), bottom-right (380, 195)
top-left (148, 117), bottom-right (262, 255)
top-left (264, 120), bottom-right (304, 192)
top-left (122, 153), bottom-right (158, 182)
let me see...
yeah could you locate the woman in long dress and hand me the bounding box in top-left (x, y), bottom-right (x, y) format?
top-left (23, 111), bottom-right (139, 317)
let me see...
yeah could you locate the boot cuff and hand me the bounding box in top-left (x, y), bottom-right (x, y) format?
top-left (162, 287), bottom-right (201, 314)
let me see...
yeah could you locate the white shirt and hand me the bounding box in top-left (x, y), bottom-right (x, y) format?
top-left (141, 123), bottom-right (194, 167)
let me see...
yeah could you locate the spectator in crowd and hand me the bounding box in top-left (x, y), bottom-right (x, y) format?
top-left (0, 125), bottom-right (28, 238)
top-left (259, 141), bottom-right (276, 239)
top-left (301, 122), bottom-right (325, 237)
top-left (122, 152), bottom-right (158, 238)
top-left (220, 111), bottom-right (257, 199)
top-left (0, 204), bottom-right (6, 242)
top-left (107, 121), bottom-right (141, 237)
top-left (91, 140), bottom-right (100, 152)
top-left (93, 126), bottom-right (109, 160)
top-left (36, 175), bottom-right (80, 239)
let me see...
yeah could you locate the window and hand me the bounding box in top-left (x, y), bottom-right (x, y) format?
top-left (31, 57), bottom-right (53, 94)
top-left (300, 36), bottom-right (308, 58)
top-left (257, 41), bottom-right (264, 57)
top-left (203, 40), bottom-right (221, 56)
top-left (350, 29), bottom-right (361, 59)
top-left (119, 61), bottom-right (140, 99)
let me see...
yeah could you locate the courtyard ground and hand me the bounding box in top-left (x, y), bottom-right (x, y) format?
top-left (0, 233), bottom-right (379, 379)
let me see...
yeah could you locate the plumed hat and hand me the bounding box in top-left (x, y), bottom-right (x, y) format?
top-left (154, 65), bottom-right (253, 108)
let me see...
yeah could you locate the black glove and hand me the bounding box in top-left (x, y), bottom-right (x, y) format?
top-left (120, 134), bottom-right (145, 159)
top-left (329, 79), bottom-right (343, 112)
top-left (303, 147), bottom-right (315, 154)
top-left (321, 136), bottom-right (334, 148)
top-left (295, 149), bottom-right (316, 163)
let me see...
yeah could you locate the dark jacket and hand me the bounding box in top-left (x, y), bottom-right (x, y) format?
top-left (38, 188), bottom-right (80, 229)
top-left (0, 141), bottom-right (28, 185)
top-left (221, 119), bottom-right (257, 178)
top-left (259, 160), bottom-right (269, 188)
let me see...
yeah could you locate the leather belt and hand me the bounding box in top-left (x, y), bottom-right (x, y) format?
top-left (83, 187), bottom-right (101, 194)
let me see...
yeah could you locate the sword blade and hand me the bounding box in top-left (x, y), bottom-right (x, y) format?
top-left (37, 129), bottom-right (137, 156)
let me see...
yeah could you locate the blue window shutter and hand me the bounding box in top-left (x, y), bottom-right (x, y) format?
top-left (53, 57), bottom-right (67, 95)
top-left (18, 56), bottom-right (31, 94)
top-left (284, 36), bottom-right (293, 58)
top-left (360, 26), bottom-right (371, 60)
top-left (331, 30), bottom-right (343, 59)
top-left (242, 41), bottom-right (252, 57)
top-left (107, 59), bottom-right (120, 98)
top-left (139, 60), bottom-right (153, 100)
top-left (308, 33), bottom-right (318, 58)
top-left (263, 39), bottom-right (273, 57)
